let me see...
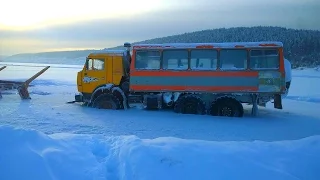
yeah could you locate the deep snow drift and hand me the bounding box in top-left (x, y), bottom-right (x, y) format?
top-left (1, 62), bottom-right (320, 180)
top-left (1, 125), bottom-right (319, 180)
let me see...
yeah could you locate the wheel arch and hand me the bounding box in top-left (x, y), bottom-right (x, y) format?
top-left (111, 86), bottom-right (128, 109)
top-left (90, 83), bottom-right (115, 103)
top-left (213, 94), bottom-right (240, 103)
top-left (90, 83), bottom-right (128, 109)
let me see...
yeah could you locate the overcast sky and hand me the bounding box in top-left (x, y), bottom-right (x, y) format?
top-left (0, 0), bottom-right (319, 55)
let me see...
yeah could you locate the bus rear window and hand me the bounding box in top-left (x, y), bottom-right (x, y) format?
top-left (249, 49), bottom-right (279, 69)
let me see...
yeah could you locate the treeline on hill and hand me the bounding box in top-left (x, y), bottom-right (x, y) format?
top-left (122, 26), bottom-right (320, 68)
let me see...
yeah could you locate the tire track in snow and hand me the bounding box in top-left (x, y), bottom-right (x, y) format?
top-left (285, 96), bottom-right (320, 103)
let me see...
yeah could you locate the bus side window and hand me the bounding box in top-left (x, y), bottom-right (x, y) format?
top-left (162, 50), bottom-right (188, 70)
top-left (135, 50), bottom-right (161, 70)
top-left (219, 49), bottom-right (247, 70)
top-left (190, 49), bottom-right (217, 70)
top-left (135, 54), bottom-right (147, 69)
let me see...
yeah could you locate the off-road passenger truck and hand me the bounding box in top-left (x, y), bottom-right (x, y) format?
top-left (74, 42), bottom-right (292, 117)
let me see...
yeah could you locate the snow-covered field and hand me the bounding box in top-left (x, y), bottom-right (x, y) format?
top-left (1, 62), bottom-right (320, 180)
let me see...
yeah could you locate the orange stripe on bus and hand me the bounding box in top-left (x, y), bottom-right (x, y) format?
top-left (130, 85), bottom-right (258, 91)
top-left (130, 70), bottom-right (258, 77)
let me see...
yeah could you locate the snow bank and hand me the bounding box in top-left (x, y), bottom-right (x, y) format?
top-left (0, 126), bottom-right (319, 180)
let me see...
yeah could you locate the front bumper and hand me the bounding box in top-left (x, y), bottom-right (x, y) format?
top-left (75, 93), bottom-right (83, 102)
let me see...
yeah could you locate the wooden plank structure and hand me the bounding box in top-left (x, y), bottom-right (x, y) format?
top-left (0, 66), bottom-right (50, 99)
top-left (0, 66), bottom-right (6, 71)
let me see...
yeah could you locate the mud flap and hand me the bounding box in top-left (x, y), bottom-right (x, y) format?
top-left (251, 94), bottom-right (258, 116)
top-left (274, 94), bottom-right (283, 109)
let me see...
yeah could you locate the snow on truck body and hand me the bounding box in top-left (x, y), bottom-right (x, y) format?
top-left (74, 42), bottom-right (291, 117)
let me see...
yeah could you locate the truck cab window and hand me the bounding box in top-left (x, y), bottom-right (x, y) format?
top-left (93, 59), bottom-right (105, 70)
top-left (86, 58), bottom-right (93, 70)
top-left (86, 58), bottom-right (104, 70)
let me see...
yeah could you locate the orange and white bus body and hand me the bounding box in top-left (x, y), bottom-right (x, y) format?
top-left (129, 42), bottom-right (289, 116)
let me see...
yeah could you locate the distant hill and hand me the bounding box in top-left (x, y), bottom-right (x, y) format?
top-left (0, 55), bottom-right (7, 62)
top-left (4, 26), bottom-right (320, 68)
top-left (4, 50), bottom-right (103, 65)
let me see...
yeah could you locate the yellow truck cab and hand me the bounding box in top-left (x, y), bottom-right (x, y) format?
top-left (74, 43), bottom-right (131, 109)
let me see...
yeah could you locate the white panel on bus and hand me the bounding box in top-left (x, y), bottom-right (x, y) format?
top-left (284, 58), bottom-right (292, 83)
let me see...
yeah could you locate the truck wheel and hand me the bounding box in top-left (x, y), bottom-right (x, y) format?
top-left (92, 93), bottom-right (121, 110)
top-left (210, 97), bottom-right (244, 117)
top-left (174, 95), bottom-right (205, 115)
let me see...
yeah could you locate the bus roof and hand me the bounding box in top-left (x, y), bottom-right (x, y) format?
top-left (88, 49), bottom-right (126, 57)
top-left (132, 41), bottom-right (283, 49)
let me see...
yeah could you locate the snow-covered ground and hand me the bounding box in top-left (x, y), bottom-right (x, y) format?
top-left (1, 62), bottom-right (320, 180)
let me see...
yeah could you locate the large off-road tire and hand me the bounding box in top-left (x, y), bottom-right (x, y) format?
top-left (173, 95), bottom-right (205, 115)
top-left (92, 93), bottom-right (121, 110)
top-left (162, 102), bottom-right (174, 110)
top-left (210, 97), bottom-right (244, 117)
